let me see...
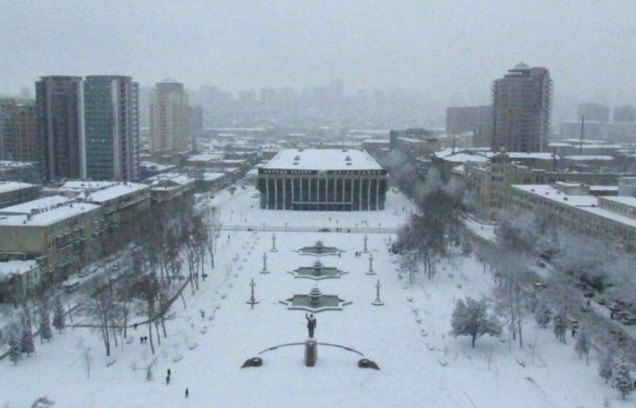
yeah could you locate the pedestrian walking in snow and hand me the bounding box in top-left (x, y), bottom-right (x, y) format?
top-left (167, 368), bottom-right (171, 377)
top-left (140, 336), bottom-right (143, 344)
top-left (185, 388), bottom-right (189, 398)
top-left (166, 376), bottom-right (170, 385)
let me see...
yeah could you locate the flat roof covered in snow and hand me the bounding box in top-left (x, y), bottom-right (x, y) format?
top-left (0, 196), bottom-right (100, 227)
top-left (0, 260), bottom-right (39, 280)
top-left (0, 181), bottom-right (36, 194)
top-left (59, 181), bottom-right (149, 203)
top-left (262, 148), bottom-right (383, 171)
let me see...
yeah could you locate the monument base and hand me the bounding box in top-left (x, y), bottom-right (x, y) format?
top-left (304, 338), bottom-right (318, 367)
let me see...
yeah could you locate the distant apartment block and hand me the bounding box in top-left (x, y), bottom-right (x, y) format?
top-left (491, 64), bottom-right (552, 153)
top-left (1, 99), bottom-right (38, 166)
top-left (613, 105), bottom-right (636, 123)
top-left (446, 105), bottom-right (493, 147)
top-left (84, 75), bottom-right (140, 181)
top-left (35, 76), bottom-right (85, 181)
top-left (577, 102), bottom-right (610, 123)
top-left (150, 80), bottom-right (190, 155)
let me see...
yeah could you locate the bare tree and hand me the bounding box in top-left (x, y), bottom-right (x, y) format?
top-left (203, 206), bottom-right (221, 269)
top-left (134, 274), bottom-right (159, 355)
top-left (84, 282), bottom-right (115, 357)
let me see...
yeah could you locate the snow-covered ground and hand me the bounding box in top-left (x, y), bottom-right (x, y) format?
top-left (0, 186), bottom-right (630, 407)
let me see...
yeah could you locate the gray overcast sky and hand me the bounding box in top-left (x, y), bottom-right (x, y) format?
top-left (1, 0), bottom-right (635, 110)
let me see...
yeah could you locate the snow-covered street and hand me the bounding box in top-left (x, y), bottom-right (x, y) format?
top-left (0, 186), bottom-right (629, 407)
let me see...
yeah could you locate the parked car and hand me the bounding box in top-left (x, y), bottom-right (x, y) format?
top-left (533, 281), bottom-right (548, 290)
top-left (62, 279), bottom-right (80, 293)
top-left (78, 269), bottom-right (90, 278)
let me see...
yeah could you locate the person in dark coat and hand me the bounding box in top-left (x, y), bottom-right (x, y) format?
top-left (306, 313), bottom-right (317, 338)
top-left (185, 388), bottom-right (189, 398)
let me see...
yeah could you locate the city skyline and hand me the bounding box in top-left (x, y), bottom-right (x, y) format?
top-left (1, 1), bottom-right (635, 121)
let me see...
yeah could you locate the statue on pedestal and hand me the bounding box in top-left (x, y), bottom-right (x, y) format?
top-left (305, 313), bottom-right (317, 338)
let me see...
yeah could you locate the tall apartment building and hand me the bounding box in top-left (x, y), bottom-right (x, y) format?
top-left (0, 99), bottom-right (40, 166)
top-left (491, 64), bottom-right (552, 153)
top-left (613, 105), bottom-right (636, 123)
top-left (0, 99), bottom-right (16, 160)
top-left (150, 80), bottom-right (189, 155)
top-left (84, 75), bottom-right (140, 181)
top-left (446, 105), bottom-right (493, 147)
top-left (577, 102), bottom-right (610, 123)
top-left (35, 76), bottom-right (85, 181)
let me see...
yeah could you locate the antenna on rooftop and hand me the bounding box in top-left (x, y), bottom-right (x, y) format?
top-left (579, 115), bottom-right (585, 155)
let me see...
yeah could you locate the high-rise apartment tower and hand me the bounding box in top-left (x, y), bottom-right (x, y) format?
top-left (150, 80), bottom-right (189, 154)
top-left (84, 75), bottom-right (140, 181)
top-left (491, 64), bottom-right (552, 152)
top-left (35, 76), bottom-right (85, 181)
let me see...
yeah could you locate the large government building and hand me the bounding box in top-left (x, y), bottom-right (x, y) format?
top-left (257, 149), bottom-right (388, 211)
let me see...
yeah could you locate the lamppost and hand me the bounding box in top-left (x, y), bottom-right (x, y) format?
top-left (372, 279), bottom-right (384, 306)
top-left (271, 233), bottom-right (278, 252)
top-left (260, 252), bottom-right (270, 274)
top-left (246, 278), bottom-right (259, 309)
top-left (366, 253), bottom-right (376, 276)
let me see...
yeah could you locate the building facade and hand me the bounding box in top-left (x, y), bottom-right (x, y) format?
top-left (0, 196), bottom-right (101, 284)
top-left (491, 64), bottom-right (552, 153)
top-left (35, 76), bottom-right (85, 181)
top-left (258, 149), bottom-right (388, 211)
top-left (577, 102), bottom-right (610, 123)
top-left (461, 159), bottom-right (625, 221)
top-left (150, 80), bottom-right (190, 154)
top-left (613, 105), bottom-right (636, 123)
top-left (510, 182), bottom-right (636, 252)
top-left (84, 75), bottom-right (140, 181)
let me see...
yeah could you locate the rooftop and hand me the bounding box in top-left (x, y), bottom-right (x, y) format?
top-left (0, 196), bottom-right (99, 227)
top-left (59, 181), bottom-right (149, 203)
top-left (0, 259), bottom-right (39, 280)
top-left (0, 181), bottom-right (36, 194)
top-left (263, 149), bottom-right (383, 171)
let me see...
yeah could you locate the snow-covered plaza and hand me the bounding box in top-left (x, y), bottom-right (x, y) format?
top-left (0, 186), bottom-right (630, 407)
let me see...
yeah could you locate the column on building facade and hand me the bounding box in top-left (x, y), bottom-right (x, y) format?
top-left (291, 177), bottom-right (295, 210)
top-left (342, 178), bottom-right (346, 209)
top-left (308, 178), bottom-right (312, 207)
top-left (350, 177), bottom-right (355, 211)
top-left (375, 177), bottom-right (380, 210)
top-left (359, 177), bottom-right (363, 211)
top-left (274, 176), bottom-right (279, 210)
top-left (300, 177), bottom-right (304, 209)
top-left (266, 177), bottom-right (270, 209)
top-left (282, 175), bottom-right (287, 209)
top-left (367, 177), bottom-right (372, 210)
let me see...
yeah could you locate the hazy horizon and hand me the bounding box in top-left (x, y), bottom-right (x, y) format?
top-left (2, 0), bottom-right (635, 122)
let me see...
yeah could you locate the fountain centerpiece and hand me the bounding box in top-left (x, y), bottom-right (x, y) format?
top-left (295, 240), bottom-right (344, 257)
top-left (280, 285), bottom-right (351, 313)
top-left (288, 260), bottom-right (348, 280)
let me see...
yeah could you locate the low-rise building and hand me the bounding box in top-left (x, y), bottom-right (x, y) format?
top-left (258, 148), bottom-right (388, 211)
top-left (145, 173), bottom-right (196, 208)
top-left (461, 160), bottom-right (625, 220)
top-left (0, 181), bottom-right (40, 209)
top-left (0, 196), bottom-right (100, 284)
top-left (510, 182), bottom-right (636, 252)
top-left (0, 259), bottom-right (40, 304)
top-left (47, 181), bottom-right (151, 255)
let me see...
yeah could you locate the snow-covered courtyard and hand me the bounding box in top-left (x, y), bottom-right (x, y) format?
top-left (0, 186), bottom-right (630, 407)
